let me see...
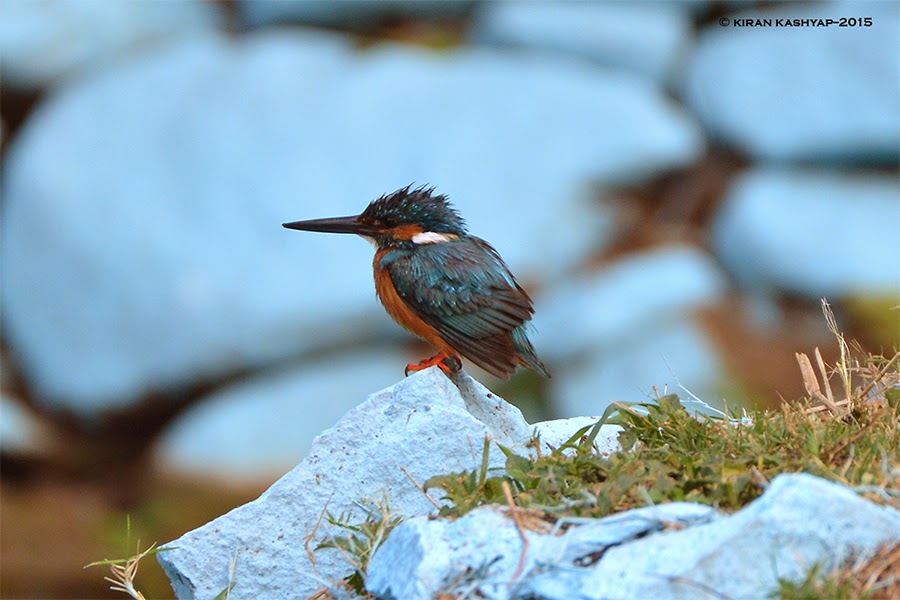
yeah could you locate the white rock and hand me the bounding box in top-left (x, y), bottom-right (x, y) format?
top-left (551, 501), bottom-right (717, 563)
top-left (0, 0), bottom-right (223, 90)
top-left (1, 30), bottom-right (701, 415)
top-left (523, 473), bottom-right (900, 599)
top-left (550, 319), bottom-right (727, 418)
top-left (534, 245), bottom-right (728, 361)
top-left (157, 350), bottom-right (413, 480)
top-left (474, 1), bottom-right (693, 82)
top-left (367, 473), bottom-right (900, 600)
top-left (367, 501), bottom-right (717, 600)
top-left (712, 168), bottom-right (900, 298)
top-left (369, 507), bottom-right (523, 600)
top-left (157, 368), bottom-right (535, 599)
top-left (685, 0), bottom-right (900, 161)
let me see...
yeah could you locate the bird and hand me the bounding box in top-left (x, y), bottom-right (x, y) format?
top-left (283, 185), bottom-right (550, 380)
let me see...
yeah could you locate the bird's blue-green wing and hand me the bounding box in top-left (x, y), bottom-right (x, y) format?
top-left (381, 237), bottom-right (544, 378)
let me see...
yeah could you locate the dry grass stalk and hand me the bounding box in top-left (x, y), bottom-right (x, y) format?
top-left (854, 543), bottom-right (900, 600)
top-left (800, 300), bottom-right (899, 416)
top-left (400, 466), bottom-right (442, 510)
top-left (822, 299), bottom-right (855, 407)
top-left (796, 351), bottom-right (840, 413)
top-left (502, 481), bottom-right (529, 581)
top-left (85, 543), bottom-right (158, 600)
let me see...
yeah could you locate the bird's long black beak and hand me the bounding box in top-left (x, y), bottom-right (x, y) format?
top-left (282, 214), bottom-right (374, 236)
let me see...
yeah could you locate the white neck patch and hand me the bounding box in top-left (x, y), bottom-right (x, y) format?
top-left (411, 231), bottom-right (458, 245)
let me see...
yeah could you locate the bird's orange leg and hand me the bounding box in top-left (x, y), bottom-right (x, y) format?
top-left (405, 352), bottom-right (462, 377)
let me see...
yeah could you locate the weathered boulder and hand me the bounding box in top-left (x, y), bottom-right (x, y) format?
top-left (158, 368), bottom-right (535, 597)
top-left (368, 473), bottom-right (900, 599)
top-left (158, 366), bottom-right (621, 598)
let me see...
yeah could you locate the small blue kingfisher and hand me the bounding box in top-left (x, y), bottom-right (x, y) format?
top-left (283, 185), bottom-right (550, 379)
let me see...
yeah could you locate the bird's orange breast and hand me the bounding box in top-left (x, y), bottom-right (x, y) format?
top-left (373, 248), bottom-right (453, 355)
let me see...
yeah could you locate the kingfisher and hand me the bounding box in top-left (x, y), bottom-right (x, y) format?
top-left (283, 185), bottom-right (550, 379)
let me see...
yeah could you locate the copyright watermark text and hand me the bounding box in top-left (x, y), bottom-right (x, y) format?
top-left (719, 17), bottom-right (873, 28)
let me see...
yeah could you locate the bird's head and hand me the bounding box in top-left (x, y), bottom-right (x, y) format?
top-left (283, 185), bottom-right (467, 249)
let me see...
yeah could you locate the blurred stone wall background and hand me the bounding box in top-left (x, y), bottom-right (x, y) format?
top-left (0, 0), bottom-right (897, 597)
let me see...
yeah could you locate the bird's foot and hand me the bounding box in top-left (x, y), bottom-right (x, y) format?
top-left (405, 353), bottom-right (461, 377)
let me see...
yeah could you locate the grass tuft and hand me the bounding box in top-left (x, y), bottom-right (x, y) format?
top-left (85, 544), bottom-right (170, 600)
top-left (427, 352), bottom-right (899, 520)
top-left (85, 516), bottom-right (171, 600)
top-left (314, 497), bottom-right (402, 597)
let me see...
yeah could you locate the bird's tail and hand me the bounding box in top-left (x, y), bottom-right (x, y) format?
top-left (511, 326), bottom-right (551, 378)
